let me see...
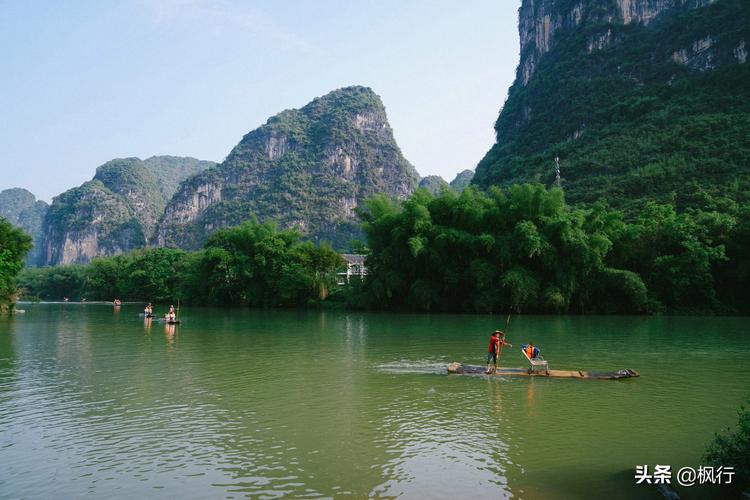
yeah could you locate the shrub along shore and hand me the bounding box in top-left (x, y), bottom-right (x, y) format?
top-left (10, 184), bottom-right (750, 314)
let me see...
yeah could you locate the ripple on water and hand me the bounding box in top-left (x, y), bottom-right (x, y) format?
top-left (1, 307), bottom-right (749, 499)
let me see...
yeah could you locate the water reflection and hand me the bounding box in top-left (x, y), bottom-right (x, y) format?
top-left (0, 306), bottom-right (748, 499)
top-left (526, 378), bottom-right (536, 416)
top-left (165, 323), bottom-right (176, 350)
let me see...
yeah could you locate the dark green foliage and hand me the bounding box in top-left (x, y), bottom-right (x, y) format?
top-left (120, 248), bottom-right (191, 303)
top-left (715, 203), bottom-right (750, 313)
top-left (463, 0), bottom-right (750, 314)
top-left (19, 220), bottom-right (344, 307)
top-left (705, 398), bottom-right (750, 494)
top-left (17, 265), bottom-right (87, 301)
top-left (606, 203), bottom-right (733, 313)
top-left (354, 185), bottom-right (749, 314)
top-left (185, 221), bottom-right (345, 307)
top-left (474, 0), bottom-right (750, 213)
top-left (356, 185), bottom-right (650, 313)
top-left (0, 217), bottom-right (32, 308)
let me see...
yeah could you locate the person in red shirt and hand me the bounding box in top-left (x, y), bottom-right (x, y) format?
top-left (486, 330), bottom-right (512, 374)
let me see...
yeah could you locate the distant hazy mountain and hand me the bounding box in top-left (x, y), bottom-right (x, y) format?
top-left (158, 86), bottom-right (420, 249)
top-left (418, 175), bottom-right (451, 195)
top-left (449, 170), bottom-right (474, 192)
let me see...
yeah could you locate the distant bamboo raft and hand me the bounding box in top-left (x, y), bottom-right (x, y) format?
top-left (447, 363), bottom-right (639, 380)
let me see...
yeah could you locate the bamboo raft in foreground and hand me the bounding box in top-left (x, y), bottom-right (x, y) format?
top-left (447, 362), bottom-right (639, 380)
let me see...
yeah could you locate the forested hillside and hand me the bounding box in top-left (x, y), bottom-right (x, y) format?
top-left (474, 0), bottom-right (749, 212)
top-left (42, 156), bottom-right (214, 264)
top-left (0, 188), bottom-right (47, 265)
top-left (158, 86), bottom-right (419, 250)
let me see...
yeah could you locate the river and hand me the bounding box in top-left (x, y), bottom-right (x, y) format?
top-left (1, 304), bottom-right (747, 499)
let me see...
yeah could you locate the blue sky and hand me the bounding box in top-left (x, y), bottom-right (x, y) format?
top-left (0, 0), bottom-right (521, 201)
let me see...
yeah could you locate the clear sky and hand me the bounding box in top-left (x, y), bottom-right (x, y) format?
top-left (0, 0), bottom-right (521, 202)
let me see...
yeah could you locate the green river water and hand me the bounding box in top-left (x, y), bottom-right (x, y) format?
top-left (0, 304), bottom-right (748, 499)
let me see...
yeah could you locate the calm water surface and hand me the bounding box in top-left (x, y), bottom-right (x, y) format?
top-left (1, 304), bottom-right (748, 499)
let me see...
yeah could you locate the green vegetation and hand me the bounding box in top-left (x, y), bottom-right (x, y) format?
top-left (355, 185), bottom-right (642, 313)
top-left (94, 158), bottom-right (166, 238)
top-left (0, 217), bottom-right (32, 311)
top-left (474, 1), bottom-right (750, 214)
top-left (142, 155), bottom-right (215, 202)
top-left (19, 220), bottom-right (344, 308)
top-left (0, 188), bottom-right (48, 266)
top-left (462, 0), bottom-right (750, 314)
top-left (20, 183), bottom-right (750, 314)
top-left (160, 86), bottom-right (419, 250)
top-left (705, 398), bottom-right (750, 494)
top-left (185, 221), bottom-right (344, 307)
top-left (352, 185), bottom-right (747, 314)
top-left (41, 156), bottom-right (215, 265)
top-left (44, 179), bottom-right (145, 264)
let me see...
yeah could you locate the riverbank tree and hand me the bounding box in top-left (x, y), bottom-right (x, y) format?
top-left (16, 186), bottom-right (749, 314)
top-left (355, 185), bottom-right (647, 313)
top-left (0, 217), bottom-right (32, 311)
top-left (18, 220), bottom-right (345, 307)
top-left (353, 185), bottom-right (739, 314)
top-left (705, 398), bottom-right (750, 494)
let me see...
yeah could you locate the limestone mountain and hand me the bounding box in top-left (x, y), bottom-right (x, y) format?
top-left (142, 156), bottom-right (217, 203)
top-left (449, 170), bottom-right (474, 192)
top-left (0, 188), bottom-right (48, 265)
top-left (43, 156), bottom-right (214, 265)
top-left (158, 86), bottom-right (419, 249)
top-left (92, 158), bottom-right (166, 241)
top-left (473, 0), bottom-right (750, 211)
top-left (418, 175), bottom-right (451, 195)
top-left (44, 180), bottom-right (144, 265)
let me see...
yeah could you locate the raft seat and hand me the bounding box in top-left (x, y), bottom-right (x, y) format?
top-left (522, 346), bottom-right (549, 375)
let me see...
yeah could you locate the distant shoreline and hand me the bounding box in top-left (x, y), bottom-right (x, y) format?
top-left (17, 301), bottom-right (141, 306)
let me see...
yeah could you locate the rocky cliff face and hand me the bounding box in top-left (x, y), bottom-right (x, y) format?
top-left (43, 180), bottom-right (142, 265)
top-left (449, 170), bottom-right (474, 192)
top-left (93, 158), bottom-right (165, 240)
top-left (474, 0), bottom-right (749, 210)
top-left (418, 175), bottom-right (451, 195)
top-left (517, 0), bottom-right (717, 85)
top-left (158, 86), bottom-right (419, 249)
top-left (0, 188), bottom-right (48, 266)
top-left (42, 156), bottom-right (213, 265)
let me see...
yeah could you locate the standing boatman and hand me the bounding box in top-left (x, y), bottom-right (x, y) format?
top-left (486, 330), bottom-right (512, 374)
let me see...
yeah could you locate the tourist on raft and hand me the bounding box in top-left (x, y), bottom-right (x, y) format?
top-left (486, 330), bottom-right (512, 374)
top-left (524, 342), bottom-right (539, 359)
top-left (167, 305), bottom-right (176, 321)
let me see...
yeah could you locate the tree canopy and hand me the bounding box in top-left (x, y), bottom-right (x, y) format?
top-left (0, 217), bottom-right (32, 309)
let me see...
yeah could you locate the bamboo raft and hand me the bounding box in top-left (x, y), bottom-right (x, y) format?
top-left (447, 362), bottom-right (639, 380)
